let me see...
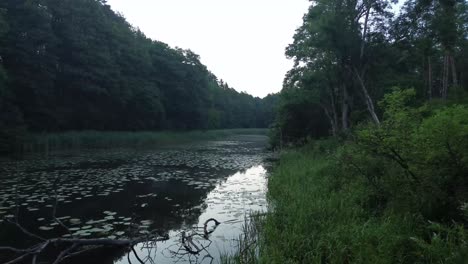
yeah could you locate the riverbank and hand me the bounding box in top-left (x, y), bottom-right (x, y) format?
top-left (225, 138), bottom-right (468, 263)
top-left (17, 129), bottom-right (268, 154)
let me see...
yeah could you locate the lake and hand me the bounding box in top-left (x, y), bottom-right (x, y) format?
top-left (0, 134), bottom-right (271, 264)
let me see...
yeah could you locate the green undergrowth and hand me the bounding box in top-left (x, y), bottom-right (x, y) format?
top-left (261, 144), bottom-right (415, 263)
top-left (18, 128), bottom-right (268, 153)
top-left (259, 140), bottom-right (468, 263)
top-left (226, 90), bottom-right (468, 263)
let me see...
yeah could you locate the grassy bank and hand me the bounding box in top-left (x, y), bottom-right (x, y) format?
top-left (254, 140), bottom-right (468, 263)
top-left (225, 92), bottom-right (468, 263)
top-left (19, 128), bottom-right (268, 153)
top-left (261, 143), bottom-right (415, 263)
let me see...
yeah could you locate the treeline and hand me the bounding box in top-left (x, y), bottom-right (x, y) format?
top-left (0, 0), bottom-right (278, 152)
top-left (252, 0), bottom-right (468, 262)
top-left (273, 0), bottom-right (467, 143)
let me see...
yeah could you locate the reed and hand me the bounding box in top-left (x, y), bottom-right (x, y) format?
top-left (20, 129), bottom-right (268, 153)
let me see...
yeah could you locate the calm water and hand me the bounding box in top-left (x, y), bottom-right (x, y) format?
top-left (0, 135), bottom-right (271, 264)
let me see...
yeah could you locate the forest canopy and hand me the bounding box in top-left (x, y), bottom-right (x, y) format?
top-left (0, 0), bottom-right (278, 146)
top-left (255, 0), bottom-right (468, 262)
top-left (273, 0), bottom-right (468, 144)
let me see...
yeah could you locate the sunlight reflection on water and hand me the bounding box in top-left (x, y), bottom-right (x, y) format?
top-left (118, 165), bottom-right (268, 264)
top-left (0, 135), bottom-right (271, 264)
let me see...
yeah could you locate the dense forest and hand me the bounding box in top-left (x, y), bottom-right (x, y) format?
top-left (272, 0), bottom-right (467, 143)
top-left (1, 0), bottom-right (468, 261)
top-left (250, 0), bottom-right (468, 263)
top-left (0, 0), bottom-right (278, 153)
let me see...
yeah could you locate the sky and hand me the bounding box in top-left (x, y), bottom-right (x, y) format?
top-left (106, 0), bottom-right (310, 98)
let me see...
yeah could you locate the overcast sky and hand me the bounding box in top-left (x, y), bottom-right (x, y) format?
top-left (106, 0), bottom-right (310, 98)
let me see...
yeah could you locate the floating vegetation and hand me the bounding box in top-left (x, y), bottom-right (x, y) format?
top-left (39, 226), bottom-right (54, 231)
top-left (140, 220), bottom-right (153, 226)
top-left (0, 136), bottom-right (271, 263)
top-left (103, 211), bottom-right (117, 216)
top-left (69, 218), bottom-right (81, 224)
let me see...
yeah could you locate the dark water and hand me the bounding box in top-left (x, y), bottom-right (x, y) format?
top-left (0, 135), bottom-right (271, 264)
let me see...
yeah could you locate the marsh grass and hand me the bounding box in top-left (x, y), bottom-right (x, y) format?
top-left (19, 129), bottom-right (268, 153)
top-left (255, 141), bottom-right (468, 264)
top-left (259, 148), bottom-right (408, 263)
top-left (221, 214), bottom-right (265, 264)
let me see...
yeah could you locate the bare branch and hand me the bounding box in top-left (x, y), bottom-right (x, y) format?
top-left (203, 218), bottom-right (220, 238)
top-left (4, 241), bottom-right (50, 264)
top-left (52, 243), bottom-right (78, 264)
top-left (132, 246), bottom-right (145, 264)
top-left (51, 177), bottom-right (73, 236)
top-left (3, 193), bottom-right (220, 264)
top-left (6, 219), bottom-right (46, 242)
top-left (0, 246), bottom-right (31, 253)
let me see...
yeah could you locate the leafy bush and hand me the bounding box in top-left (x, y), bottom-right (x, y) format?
top-left (259, 89), bottom-right (468, 263)
top-left (350, 88), bottom-right (468, 221)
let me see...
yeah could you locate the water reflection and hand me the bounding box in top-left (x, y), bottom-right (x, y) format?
top-left (0, 135), bottom-right (270, 264)
top-left (120, 165), bottom-right (267, 264)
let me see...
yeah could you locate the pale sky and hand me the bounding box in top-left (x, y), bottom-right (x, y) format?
top-left (106, 0), bottom-right (310, 98)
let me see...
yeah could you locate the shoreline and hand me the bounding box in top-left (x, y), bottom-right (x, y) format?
top-left (14, 128), bottom-right (269, 155)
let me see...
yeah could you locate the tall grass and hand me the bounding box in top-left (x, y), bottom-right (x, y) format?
top-left (260, 146), bottom-right (411, 263)
top-left (221, 214), bottom-right (264, 264)
top-left (229, 140), bottom-right (468, 263)
top-left (20, 129), bottom-right (268, 153)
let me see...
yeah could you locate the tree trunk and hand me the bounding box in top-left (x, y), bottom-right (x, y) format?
top-left (328, 86), bottom-right (339, 134)
top-left (450, 55), bottom-right (458, 87)
top-left (279, 126), bottom-right (283, 151)
top-left (321, 104), bottom-right (338, 136)
top-left (442, 53), bottom-right (449, 99)
top-left (355, 5), bottom-right (379, 125)
top-left (342, 84), bottom-right (350, 131)
top-left (360, 6), bottom-right (371, 61)
top-left (427, 56), bottom-right (432, 100)
top-left (354, 68), bottom-right (380, 125)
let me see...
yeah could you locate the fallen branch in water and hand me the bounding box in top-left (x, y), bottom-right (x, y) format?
top-left (1, 213), bottom-right (219, 264)
top-left (163, 218), bottom-right (221, 264)
top-left (0, 234), bottom-right (170, 264)
top-left (203, 218), bottom-right (220, 238)
top-left (0, 176), bottom-right (172, 264)
top-left (1, 176), bottom-right (221, 264)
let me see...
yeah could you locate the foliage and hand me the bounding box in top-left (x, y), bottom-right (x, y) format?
top-left (259, 145), bottom-right (416, 264)
top-left (276, 0), bottom-right (468, 144)
top-left (350, 89), bottom-right (468, 220)
top-left (0, 0), bottom-right (278, 154)
top-left (260, 119), bottom-right (468, 263)
top-left (258, 0), bottom-right (467, 260)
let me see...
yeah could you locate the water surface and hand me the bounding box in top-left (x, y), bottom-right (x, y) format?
top-left (0, 135), bottom-right (271, 263)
